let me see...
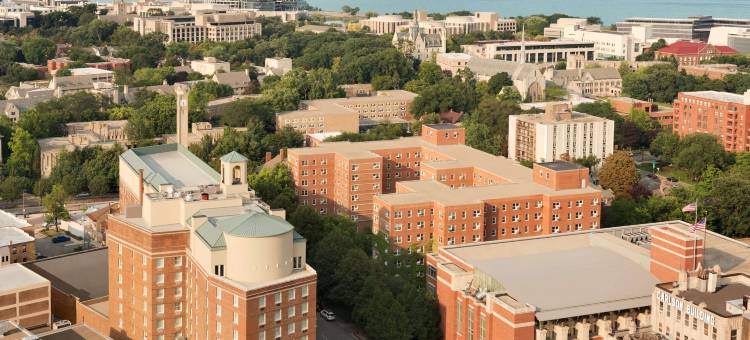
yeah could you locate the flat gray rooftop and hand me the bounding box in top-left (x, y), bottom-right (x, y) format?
top-left (139, 150), bottom-right (218, 188)
top-left (445, 232), bottom-right (657, 321)
top-left (470, 246), bottom-right (657, 321)
top-left (24, 248), bottom-right (108, 301)
top-left (0, 264), bottom-right (48, 293)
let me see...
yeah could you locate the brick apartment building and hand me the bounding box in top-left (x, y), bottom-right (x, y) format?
top-left (672, 90), bottom-right (750, 152)
top-left (655, 41), bottom-right (736, 66)
top-left (426, 221), bottom-right (750, 340)
top-left (105, 144), bottom-right (316, 340)
top-left (276, 90), bottom-right (417, 134)
top-left (0, 226), bottom-right (35, 265)
top-left (287, 124), bottom-right (602, 253)
top-left (0, 264), bottom-right (51, 329)
top-left (609, 97), bottom-right (674, 130)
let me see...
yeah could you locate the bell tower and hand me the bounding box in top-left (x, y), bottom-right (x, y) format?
top-left (174, 84), bottom-right (190, 148)
top-left (220, 151), bottom-right (248, 196)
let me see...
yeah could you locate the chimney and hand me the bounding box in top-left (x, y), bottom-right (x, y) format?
top-left (676, 271), bottom-right (687, 290)
top-left (138, 169), bottom-right (144, 204)
top-left (265, 151), bottom-right (272, 163)
top-left (707, 270), bottom-right (719, 293)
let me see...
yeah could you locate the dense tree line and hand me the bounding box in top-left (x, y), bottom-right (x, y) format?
top-left (601, 130), bottom-right (749, 237)
top-left (621, 62), bottom-right (750, 103)
top-left (250, 165), bottom-right (441, 340)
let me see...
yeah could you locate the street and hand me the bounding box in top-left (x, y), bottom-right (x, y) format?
top-left (316, 314), bottom-right (361, 340)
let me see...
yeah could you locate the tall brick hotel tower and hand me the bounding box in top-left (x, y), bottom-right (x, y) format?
top-left (106, 144), bottom-right (316, 340)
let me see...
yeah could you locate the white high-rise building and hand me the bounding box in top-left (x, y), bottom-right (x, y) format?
top-left (508, 103), bottom-right (615, 163)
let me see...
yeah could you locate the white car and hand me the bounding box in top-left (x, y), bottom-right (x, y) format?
top-left (320, 309), bottom-right (336, 321)
top-left (53, 320), bottom-right (71, 330)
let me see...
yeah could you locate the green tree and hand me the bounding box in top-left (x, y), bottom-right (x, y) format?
top-left (371, 74), bottom-right (399, 90)
top-left (219, 98), bottom-right (275, 128)
top-left (328, 248), bottom-right (374, 305)
top-left (352, 276), bottom-right (411, 340)
top-left (188, 81), bottom-right (233, 115)
top-left (0, 176), bottom-right (31, 203)
top-left (7, 128), bottom-right (37, 178)
top-left (247, 163), bottom-right (298, 211)
top-left (599, 151), bottom-right (639, 198)
top-left (463, 97), bottom-right (520, 156)
top-left (672, 133), bottom-right (731, 179)
top-left (487, 72), bottom-right (513, 95)
top-left (497, 86), bottom-right (522, 102)
top-left (649, 131), bottom-right (680, 163)
top-left (705, 175), bottom-right (750, 236)
top-left (126, 94), bottom-right (176, 140)
top-left (43, 184), bottom-right (69, 231)
top-left (636, 39), bottom-right (667, 61)
top-left (21, 37), bottom-right (56, 65)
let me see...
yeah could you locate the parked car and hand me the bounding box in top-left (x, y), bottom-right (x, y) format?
top-left (320, 309), bottom-right (336, 321)
top-left (74, 192), bottom-right (91, 199)
top-left (51, 235), bottom-right (71, 243)
top-left (52, 320), bottom-right (71, 330)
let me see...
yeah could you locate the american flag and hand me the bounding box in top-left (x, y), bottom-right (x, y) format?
top-left (682, 202), bottom-right (697, 213)
top-left (691, 218), bottom-right (707, 232)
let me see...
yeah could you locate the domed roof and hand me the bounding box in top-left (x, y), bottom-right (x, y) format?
top-left (194, 212), bottom-right (294, 249)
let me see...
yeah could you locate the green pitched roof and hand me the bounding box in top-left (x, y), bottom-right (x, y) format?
top-left (220, 151), bottom-right (249, 163)
top-left (194, 212), bottom-right (295, 250)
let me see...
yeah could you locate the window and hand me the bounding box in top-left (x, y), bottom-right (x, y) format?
top-left (259, 296), bottom-right (266, 309)
top-left (156, 304), bottom-right (164, 314)
top-left (156, 273), bottom-right (164, 284)
top-left (302, 285), bottom-right (309, 298)
top-left (174, 256), bottom-right (182, 267)
top-left (275, 292), bottom-right (282, 305)
top-left (479, 314), bottom-right (487, 340)
top-left (288, 289), bottom-right (295, 300)
top-left (274, 310), bottom-right (281, 322)
top-left (155, 258), bottom-right (164, 268)
top-left (175, 302), bottom-right (182, 313)
top-left (259, 313), bottom-right (266, 326)
top-left (156, 319), bottom-right (164, 330)
top-left (456, 299), bottom-right (463, 335)
top-left (288, 306), bottom-right (296, 317)
top-left (174, 272), bottom-right (182, 282)
top-left (288, 323), bottom-right (295, 335)
top-left (302, 302), bottom-right (309, 314)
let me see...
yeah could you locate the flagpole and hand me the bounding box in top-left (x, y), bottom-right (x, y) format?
top-left (693, 198), bottom-right (706, 270)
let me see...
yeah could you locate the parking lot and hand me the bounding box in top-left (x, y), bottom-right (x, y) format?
top-left (35, 232), bottom-right (84, 258)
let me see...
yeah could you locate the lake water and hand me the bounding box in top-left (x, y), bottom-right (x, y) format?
top-left (310, 0), bottom-right (750, 25)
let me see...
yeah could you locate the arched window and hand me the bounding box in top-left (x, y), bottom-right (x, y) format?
top-left (232, 165), bottom-right (242, 184)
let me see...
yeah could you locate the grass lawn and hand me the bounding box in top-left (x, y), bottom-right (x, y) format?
top-left (655, 166), bottom-right (695, 184)
top-left (40, 229), bottom-right (62, 238)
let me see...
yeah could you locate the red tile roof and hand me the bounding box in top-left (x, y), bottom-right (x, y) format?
top-left (657, 41), bottom-right (736, 55)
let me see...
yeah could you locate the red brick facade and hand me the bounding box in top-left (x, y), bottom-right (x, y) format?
top-left (288, 125), bottom-right (602, 245)
top-left (672, 92), bottom-right (750, 152)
